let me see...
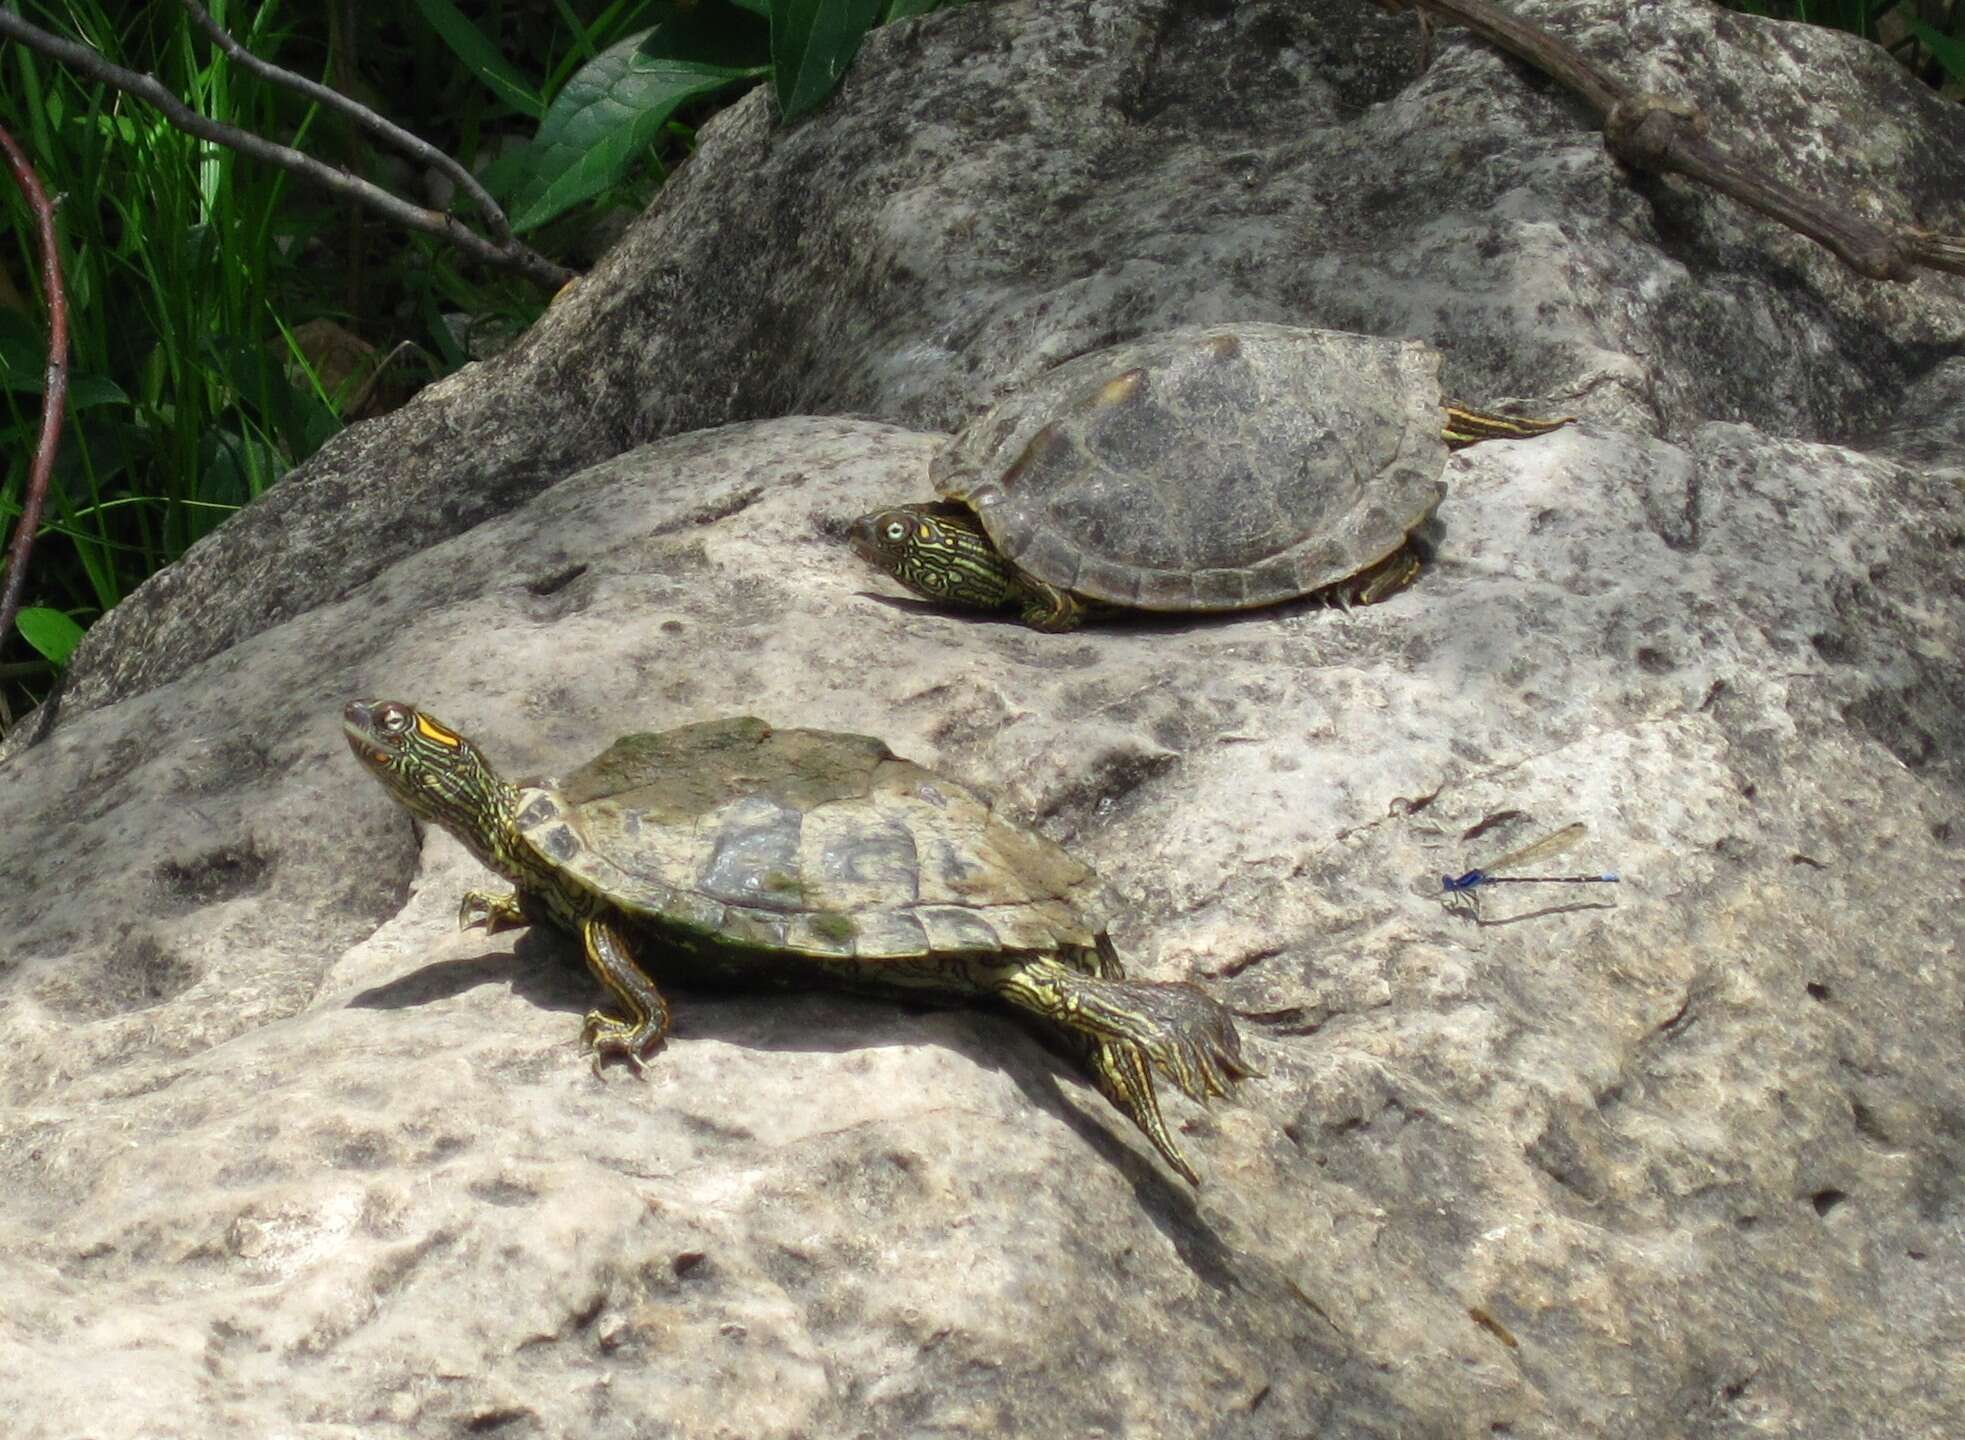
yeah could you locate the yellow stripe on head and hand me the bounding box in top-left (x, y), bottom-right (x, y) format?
top-left (414, 714), bottom-right (462, 748)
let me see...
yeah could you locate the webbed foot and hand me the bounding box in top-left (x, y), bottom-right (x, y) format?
top-left (1018, 578), bottom-right (1086, 631)
top-left (1139, 981), bottom-right (1261, 1104)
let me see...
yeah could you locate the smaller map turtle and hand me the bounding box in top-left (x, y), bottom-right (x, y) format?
top-left (344, 700), bottom-right (1251, 1184)
top-left (849, 322), bottom-right (1569, 629)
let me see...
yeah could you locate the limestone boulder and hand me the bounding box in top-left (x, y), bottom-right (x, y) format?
top-left (3, 0), bottom-right (1964, 1435)
top-left (2, 382), bottom-right (1962, 1434)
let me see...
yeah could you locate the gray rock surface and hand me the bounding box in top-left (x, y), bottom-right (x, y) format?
top-left (4, 393), bottom-right (1963, 1435)
top-left (26, 0), bottom-right (1964, 738)
top-left (3, 0), bottom-right (1964, 1435)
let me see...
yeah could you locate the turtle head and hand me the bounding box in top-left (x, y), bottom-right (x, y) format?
top-left (343, 700), bottom-right (519, 863)
top-left (847, 502), bottom-right (1016, 611)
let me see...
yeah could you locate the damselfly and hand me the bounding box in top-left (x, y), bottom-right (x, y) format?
top-left (1442, 822), bottom-right (1619, 906)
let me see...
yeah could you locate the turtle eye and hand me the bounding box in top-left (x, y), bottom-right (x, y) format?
top-left (884, 519), bottom-right (908, 543)
top-left (378, 705), bottom-right (411, 735)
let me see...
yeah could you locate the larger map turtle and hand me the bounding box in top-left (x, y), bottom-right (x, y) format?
top-left (344, 700), bottom-right (1250, 1184)
top-left (849, 322), bottom-right (1568, 629)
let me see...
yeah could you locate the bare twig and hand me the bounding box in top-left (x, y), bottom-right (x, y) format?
top-left (0, 123), bottom-right (70, 670)
top-left (0, 11), bottom-right (574, 291)
top-left (175, 0), bottom-right (515, 245)
top-left (1376, 0), bottom-right (1964, 283)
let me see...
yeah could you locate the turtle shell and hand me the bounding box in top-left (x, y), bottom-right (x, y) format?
top-left (933, 322), bottom-right (1449, 612)
top-left (513, 716), bottom-right (1110, 964)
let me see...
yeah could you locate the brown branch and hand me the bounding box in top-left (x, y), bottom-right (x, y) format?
top-left (0, 122), bottom-right (70, 669)
top-left (1375, 0), bottom-right (1963, 283)
top-left (175, 0), bottom-right (516, 246)
top-left (0, 11), bottom-right (574, 291)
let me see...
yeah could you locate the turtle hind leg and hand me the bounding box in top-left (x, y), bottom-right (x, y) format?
top-left (1320, 543), bottom-right (1424, 608)
top-left (995, 959), bottom-right (1255, 1107)
top-left (1104, 977), bottom-right (1258, 1103)
top-left (1440, 402), bottom-right (1572, 449)
top-left (1087, 1037), bottom-right (1201, 1185)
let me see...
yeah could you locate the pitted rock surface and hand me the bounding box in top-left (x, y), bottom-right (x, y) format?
top-left (2, 393), bottom-right (1962, 1435)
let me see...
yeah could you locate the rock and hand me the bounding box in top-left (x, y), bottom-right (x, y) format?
top-left (25, 0), bottom-right (1964, 741)
top-left (4, 393), bottom-right (1963, 1434)
top-left (3, 1), bottom-right (1964, 1436)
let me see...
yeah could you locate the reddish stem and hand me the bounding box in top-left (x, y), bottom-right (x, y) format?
top-left (0, 120), bottom-right (70, 661)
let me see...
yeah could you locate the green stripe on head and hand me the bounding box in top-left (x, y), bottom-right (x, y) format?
top-left (847, 503), bottom-right (1020, 612)
top-left (343, 700), bottom-right (519, 869)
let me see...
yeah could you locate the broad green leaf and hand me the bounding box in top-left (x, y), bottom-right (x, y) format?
top-left (506, 31), bottom-right (761, 232)
top-left (15, 606), bottom-right (85, 667)
top-left (885, 0), bottom-right (952, 21)
top-left (0, 326), bottom-right (127, 408)
top-left (772, 0), bottom-right (882, 123)
top-left (411, 0), bottom-right (547, 119)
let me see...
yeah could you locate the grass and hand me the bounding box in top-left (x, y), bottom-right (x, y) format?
top-left (0, 1), bottom-right (640, 723)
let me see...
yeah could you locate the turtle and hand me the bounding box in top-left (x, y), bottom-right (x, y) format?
top-left (848, 322), bottom-right (1570, 630)
top-left (343, 699), bottom-right (1251, 1184)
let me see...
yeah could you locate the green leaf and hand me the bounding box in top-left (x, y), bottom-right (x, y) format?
top-left (0, 320), bottom-right (128, 408)
top-left (506, 30), bottom-right (760, 232)
top-left (642, 0), bottom-right (772, 69)
top-left (15, 606), bottom-right (85, 667)
top-left (411, 0), bottom-right (547, 119)
top-left (771, 0), bottom-right (882, 123)
top-left (884, 0), bottom-right (952, 21)
top-left (1905, 19), bottom-right (1965, 86)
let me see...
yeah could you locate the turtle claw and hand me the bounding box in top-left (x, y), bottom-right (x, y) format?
top-left (586, 1048), bottom-right (648, 1081)
top-left (1109, 980), bottom-right (1254, 1107)
top-left (1088, 1039), bottom-right (1201, 1187)
top-left (460, 888), bottom-right (527, 934)
top-left (582, 1008), bottom-right (661, 1079)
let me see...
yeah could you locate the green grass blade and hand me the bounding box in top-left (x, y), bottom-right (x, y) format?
top-left (410, 0), bottom-right (548, 118)
top-left (1905, 18), bottom-right (1965, 85)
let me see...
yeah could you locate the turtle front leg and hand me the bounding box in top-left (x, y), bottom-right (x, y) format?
top-left (577, 916), bottom-right (672, 1077)
top-left (459, 888), bottom-right (530, 934)
top-left (1015, 576), bottom-right (1087, 631)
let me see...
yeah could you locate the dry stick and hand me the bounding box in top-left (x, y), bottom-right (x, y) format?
top-left (0, 12), bottom-right (574, 291)
top-left (0, 123), bottom-right (70, 673)
top-left (1376, 0), bottom-right (1965, 283)
top-left (175, 0), bottom-right (515, 245)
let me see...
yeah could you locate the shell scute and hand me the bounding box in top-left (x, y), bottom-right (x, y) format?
top-left (933, 322), bottom-right (1448, 612)
top-left (524, 717), bottom-right (1107, 967)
